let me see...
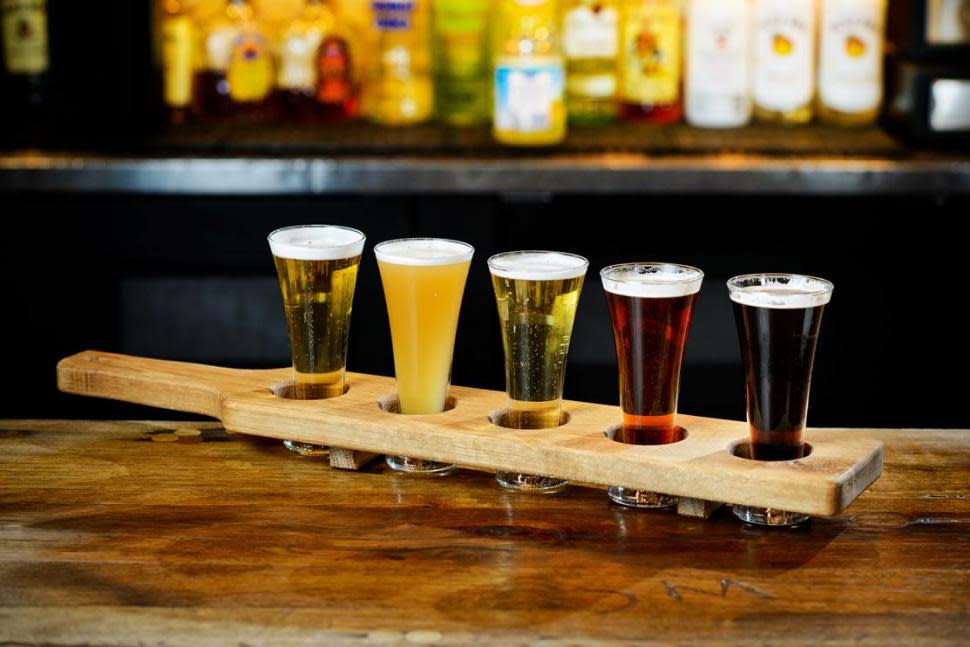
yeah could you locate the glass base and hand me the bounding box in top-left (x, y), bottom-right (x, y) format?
top-left (496, 472), bottom-right (568, 493)
top-left (608, 486), bottom-right (677, 509)
top-left (283, 440), bottom-right (329, 457)
top-left (733, 505), bottom-right (810, 527)
top-left (385, 455), bottom-right (456, 476)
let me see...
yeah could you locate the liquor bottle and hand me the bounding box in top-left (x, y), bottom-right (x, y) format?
top-left (562, 0), bottom-right (619, 125)
top-left (197, 0), bottom-right (248, 119)
top-left (752, 0), bottom-right (815, 125)
top-left (1, 0), bottom-right (51, 133)
top-left (314, 18), bottom-right (360, 119)
top-left (367, 1), bottom-right (433, 126)
top-left (334, 0), bottom-right (375, 101)
top-left (161, 0), bottom-right (198, 125)
top-left (432, 0), bottom-right (490, 126)
top-left (685, 0), bottom-right (753, 129)
top-left (817, 0), bottom-right (887, 127)
top-left (225, 0), bottom-right (275, 119)
top-left (492, 0), bottom-right (566, 146)
top-left (275, 0), bottom-right (333, 120)
top-left (619, 0), bottom-right (682, 124)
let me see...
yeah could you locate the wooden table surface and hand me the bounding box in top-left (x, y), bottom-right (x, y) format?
top-left (1, 420), bottom-right (968, 646)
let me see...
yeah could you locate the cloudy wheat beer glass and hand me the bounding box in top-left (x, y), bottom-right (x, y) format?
top-left (269, 225), bottom-right (366, 456)
top-left (489, 251), bottom-right (588, 493)
top-left (729, 273), bottom-right (834, 526)
top-left (602, 263), bottom-right (703, 508)
top-left (376, 238), bottom-right (474, 475)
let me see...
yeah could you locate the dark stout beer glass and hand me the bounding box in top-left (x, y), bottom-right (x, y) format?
top-left (728, 273), bottom-right (834, 526)
top-left (602, 263), bottom-right (703, 508)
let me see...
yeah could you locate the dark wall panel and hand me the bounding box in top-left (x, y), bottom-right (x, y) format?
top-left (1, 192), bottom-right (966, 431)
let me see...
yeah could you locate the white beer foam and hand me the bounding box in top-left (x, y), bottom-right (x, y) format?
top-left (601, 264), bottom-right (704, 298)
top-left (269, 225), bottom-right (365, 261)
top-left (374, 238), bottom-right (474, 266)
top-left (488, 251), bottom-right (589, 281)
top-left (728, 275), bottom-right (834, 309)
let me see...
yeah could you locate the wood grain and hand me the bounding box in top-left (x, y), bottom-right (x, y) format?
top-left (56, 351), bottom-right (883, 517)
top-left (0, 419), bottom-right (967, 646)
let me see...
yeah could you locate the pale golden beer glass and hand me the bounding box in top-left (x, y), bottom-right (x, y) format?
top-left (269, 225), bottom-right (365, 456)
top-left (488, 251), bottom-right (588, 493)
top-left (376, 238), bottom-right (474, 475)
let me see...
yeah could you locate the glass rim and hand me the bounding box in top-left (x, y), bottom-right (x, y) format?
top-left (487, 250), bottom-right (590, 280)
top-left (727, 273), bottom-right (835, 308)
top-left (600, 262), bottom-right (704, 298)
top-left (267, 224), bottom-right (365, 244)
top-left (373, 237), bottom-right (475, 266)
top-left (267, 224), bottom-right (366, 261)
top-left (599, 262), bottom-right (705, 284)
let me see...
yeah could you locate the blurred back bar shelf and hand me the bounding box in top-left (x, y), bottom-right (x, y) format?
top-left (1, 122), bottom-right (969, 196)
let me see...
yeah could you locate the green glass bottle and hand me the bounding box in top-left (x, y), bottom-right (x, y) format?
top-left (562, 0), bottom-right (620, 124)
top-left (432, 0), bottom-right (490, 126)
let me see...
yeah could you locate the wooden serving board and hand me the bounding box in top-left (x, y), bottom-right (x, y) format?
top-left (56, 350), bottom-right (883, 517)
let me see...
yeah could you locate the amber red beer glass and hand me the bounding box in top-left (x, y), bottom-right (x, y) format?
top-left (728, 273), bottom-right (834, 526)
top-left (602, 263), bottom-right (703, 508)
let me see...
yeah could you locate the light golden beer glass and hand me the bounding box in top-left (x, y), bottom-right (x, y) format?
top-left (376, 238), bottom-right (474, 475)
top-left (269, 225), bottom-right (365, 456)
top-left (488, 251), bottom-right (588, 493)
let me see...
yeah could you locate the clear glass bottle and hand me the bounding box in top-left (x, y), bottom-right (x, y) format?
top-left (492, 0), bottom-right (566, 146)
top-left (224, 0), bottom-right (275, 118)
top-left (817, 0), bottom-right (887, 127)
top-left (432, 0), bottom-right (490, 126)
top-left (618, 0), bottom-right (682, 124)
top-left (685, 0), bottom-right (753, 129)
top-left (161, 0), bottom-right (198, 125)
top-left (367, 0), bottom-right (433, 126)
top-left (752, 0), bottom-right (815, 125)
top-left (562, 0), bottom-right (619, 125)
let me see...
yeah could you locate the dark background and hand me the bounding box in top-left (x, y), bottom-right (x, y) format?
top-left (1, 192), bottom-right (967, 429)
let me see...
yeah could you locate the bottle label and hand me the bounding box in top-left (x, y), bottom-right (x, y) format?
top-left (753, 0), bottom-right (814, 112)
top-left (687, 0), bottom-right (751, 98)
top-left (372, 0), bottom-right (416, 31)
top-left (162, 15), bottom-right (196, 108)
top-left (1, 0), bottom-right (47, 74)
top-left (819, 0), bottom-right (885, 114)
top-left (227, 31), bottom-right (274, 102)
top-left (567, 74), bottom-right (616, 99)
top-left (494, 59), bottom-right (564, 134)
top-left (278, 29), bottom-right (323, 90)
top-left (563, 4), bottom-right (618, 60)
top-left (317, 36), bottom-right (354, 104)
top-left (620, 4), bottom-right (680, 104)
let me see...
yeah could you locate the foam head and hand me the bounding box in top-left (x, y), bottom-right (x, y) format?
top-left (728, 274), bottom-right (834, 309)
top-left (374, 238), bottom-right (475, 266)
top-left (600, 263), bottom-right (704, 298)
top-left (268, 225), bottom-right (366, 261)
top-left (488, 251), bottom-right (589, 281)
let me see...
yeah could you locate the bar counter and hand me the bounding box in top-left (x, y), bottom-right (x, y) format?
top-left (1, 420), bottom-right (967, 645)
